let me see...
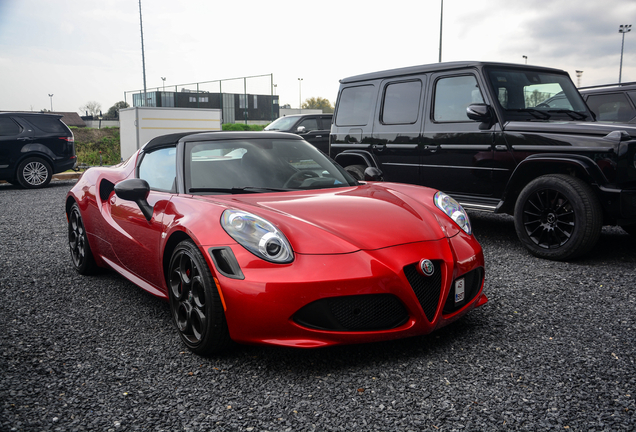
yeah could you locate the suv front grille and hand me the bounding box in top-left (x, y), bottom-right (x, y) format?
top-left (403, 262), bottom-right (442, 322)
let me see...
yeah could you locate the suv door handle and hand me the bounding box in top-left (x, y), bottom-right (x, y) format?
top-left (372, 144), bottom-right (385, 151)
top-left (17, 137), bottom-right (33, 141)
top-left (424, 144), bottom-right (439, 152)
top-left (494, 145), bottom-right (507, 151)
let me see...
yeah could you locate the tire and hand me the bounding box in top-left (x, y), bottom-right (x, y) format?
top-left (168, 240), bottom-right (231, 355)
top-left (344, 164), bottom-right (366, 181)
top-left (513, 174), bottom-right (602, 260)
top-left (17, 157), bottom-right (52, 188)
top-left (68, 203), bottom-right (98, 275)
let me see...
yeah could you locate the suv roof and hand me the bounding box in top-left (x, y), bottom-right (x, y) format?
top-left (340, 61), bottom-right (568, 84)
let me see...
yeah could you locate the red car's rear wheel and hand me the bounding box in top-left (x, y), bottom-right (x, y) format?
top-left (168, 240), bottom-right (231, 355)
top-left (68, 203), bottom-right (98, 275)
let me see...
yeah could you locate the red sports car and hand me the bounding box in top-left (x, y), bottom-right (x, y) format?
top-left (66, 131), bottom-right (487, 355)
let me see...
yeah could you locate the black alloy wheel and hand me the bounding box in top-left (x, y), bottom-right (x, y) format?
top-left (17, 157), bottom-right (52, 188)
top-left (514, 174), bottom-right (602, 261)
top-left (68, 203), bottom-right (98, 275)
top-left (168, 240), bottom-right (231, 355)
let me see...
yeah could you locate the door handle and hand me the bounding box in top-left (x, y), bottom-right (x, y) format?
top-left (425, 144), bottom-right (439, 152)
top-left (495, 145), bottom-right (507, 151)
top-left (372, 144), bottom-right (385, 151)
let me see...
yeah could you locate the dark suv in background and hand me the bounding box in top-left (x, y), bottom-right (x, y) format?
top-left (579, 82), bottom-right (636, 123)
top-left (330, 61), bottom-right (636, 260)
top-left (264, 113), bottom-right (332, 153)
top-left (0, 113), bottom-right (76, 188)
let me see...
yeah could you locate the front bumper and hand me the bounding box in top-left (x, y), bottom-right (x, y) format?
top-left (207, 232), bottom-right (486, 348)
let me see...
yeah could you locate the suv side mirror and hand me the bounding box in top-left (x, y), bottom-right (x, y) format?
top-left (364, 167), bottom-right (384, 181)
top-left (296, 126), bottom-right (306, 133)
top-left (114, 178), bottom-right (154, 221)
top-left (466, 104), bottom-right (495, 129)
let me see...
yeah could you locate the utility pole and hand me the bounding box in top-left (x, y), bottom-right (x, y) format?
top-left (139, 0), bottom-right (148, 106)
top-left (619, 24), bottom-right (632, 84)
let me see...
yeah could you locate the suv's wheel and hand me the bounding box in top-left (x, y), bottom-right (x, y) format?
top-left (17, 157), bottom-right (52, 188)
top-left (514, 174), bottom-right (602, 260)
top-left (344, 164), bottom-right (366, 181)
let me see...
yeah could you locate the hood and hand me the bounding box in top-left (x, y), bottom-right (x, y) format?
top-left (504, 120), bottom-right (636, 139)
top-left (218, 184), bottom-right (446, 254)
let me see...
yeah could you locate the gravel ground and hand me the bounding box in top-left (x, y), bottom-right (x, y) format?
top-left (1, 180), bottom-right (635, 431)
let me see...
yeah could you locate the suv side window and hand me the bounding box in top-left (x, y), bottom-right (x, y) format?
top-left (586, 93), bottom-right (635, 122)
top-left (381, 80), bottom-right (422, 124)
top-left (433, 75), bottom-right (484, 122)
top-left (0, 118), bottom-right (21, 136)
top-left (22, 115), bottom-right (67, 133)
top-left (139, 146), bottom-right (176, 192)
top-left (297, 117), bottom-right (319, 131)
top-left (335, 85), bottom-right (375, 126)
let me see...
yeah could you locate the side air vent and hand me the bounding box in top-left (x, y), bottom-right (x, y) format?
top-left (99, 179), bottom-right (115, 202)
top-left (208, 247), bottom-right (244, 280)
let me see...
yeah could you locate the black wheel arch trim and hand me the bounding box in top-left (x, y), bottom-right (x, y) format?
top-left (497, 153), bottom-right (609, 214)
top-left (333, 150), bottom-right (379, 169)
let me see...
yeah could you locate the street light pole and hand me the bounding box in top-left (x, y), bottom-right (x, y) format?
top-left (48, 94), bottom-right (53, 111)
top-left (438, 0), bottom-right (443, 62)
top-left (161, 77), bottom-right (166, 91)
top-left (619, 24), bottom-right (632, 84)
top-left (575, 70), bottom-right (584, 88)
top-left (139, 0), bottom-right (148, 106)
top-left (298, 78), bottom-right (303, 111)
top-left (522, 55), bottom-right (527, 64)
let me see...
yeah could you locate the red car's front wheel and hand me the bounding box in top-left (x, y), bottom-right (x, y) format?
top-left (168, 240), bottom-right (231, 355)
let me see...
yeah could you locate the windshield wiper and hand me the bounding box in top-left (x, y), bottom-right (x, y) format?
top-left (509, 108), bottom-right (551, 120)
top-left (547, 109), bottom-right (588, 120)
top-left (189, 186), bottom-right (292, 194)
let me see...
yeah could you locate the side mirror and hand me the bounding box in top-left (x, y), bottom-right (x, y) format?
top-left (296, 126), bottom-right (306, 133)
top-left (466, 104), bottom-right (495, 129)
top-left (364, 167), bottom-right (384, 181)
top-left (114, 178), bottom-right (154, 221)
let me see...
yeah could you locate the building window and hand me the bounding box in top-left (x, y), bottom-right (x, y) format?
top-left (239, 94), bottom-right (248, 109)
top-left (199, 96), bottom-right (208, 103)
top-left (189, 96), bottom-right (197, 103)
top-left (253, 95), bottom-right (258, 109)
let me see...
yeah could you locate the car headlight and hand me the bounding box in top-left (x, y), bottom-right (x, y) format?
top-left (221, 210), bottom-right (294, 263)
top-left (434, 191), bottom-right (472, 235)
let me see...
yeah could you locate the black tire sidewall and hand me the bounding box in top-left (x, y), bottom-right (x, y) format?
top-left (514, 175), bottom-right (602, 260)
top-left (17, 157), bottom-right (52, 189)
top-left (168, 240), bottom-right (230, 355)
top-left (68, 203), bottom-right (98, 275)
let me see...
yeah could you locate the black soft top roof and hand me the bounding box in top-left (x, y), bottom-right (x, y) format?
top-left (339, 61), bottom-right (569, 84)
top-left (141, 130), bottom-right (303, 153)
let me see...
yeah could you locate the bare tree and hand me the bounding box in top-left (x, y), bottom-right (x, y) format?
top-left (80, 101), bottom-right (102, 117)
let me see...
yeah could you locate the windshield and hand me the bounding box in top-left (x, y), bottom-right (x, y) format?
top-left (485, 67), bottom-right (592, 122)
top-left (263, 116), bottom-right (299, 131)
top-left (185, 138), bottom-right (357, 194)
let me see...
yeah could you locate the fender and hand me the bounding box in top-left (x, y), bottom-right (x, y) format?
top-left (20, 143), bottom-right (58, 161)
top-left (333, 150), bottom-right (380, 169)
top-left (497, 153), bottom-right (609, 213)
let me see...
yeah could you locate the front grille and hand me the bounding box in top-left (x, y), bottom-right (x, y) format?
top-left (442, 267), bottom-right (484, 314)
top-left (403, 262), bottom-right (443, 322)
top-left (293, 294), bottom-right (408, 331)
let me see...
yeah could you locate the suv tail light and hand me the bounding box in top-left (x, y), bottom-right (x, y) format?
top-left (59, 136), bottom-right (74, 142)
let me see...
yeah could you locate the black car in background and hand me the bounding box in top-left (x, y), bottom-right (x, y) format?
top-left (330, 61), bottom-right (636, 261)
top-left (264, 114), bottom-right (332, 153)
top-left (579, 82), bottom-right (636, 123)
top-left (0, 113), bottom-right (76, 188)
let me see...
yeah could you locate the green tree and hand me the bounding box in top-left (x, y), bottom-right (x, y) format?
top-left (302, 97), bottom-right (333, 113)
top-left (105, 101), bottom-right (130, 119)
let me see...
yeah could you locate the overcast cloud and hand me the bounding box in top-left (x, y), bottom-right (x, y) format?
top-left (1, 0), bottom-right (635, 114)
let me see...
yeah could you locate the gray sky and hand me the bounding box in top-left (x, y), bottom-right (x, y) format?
top-left (1, 0), bottom-right (635, 114)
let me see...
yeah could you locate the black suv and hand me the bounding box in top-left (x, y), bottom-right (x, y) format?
top-left (264, 113), bottom-right (332, 153)
top-left (0, 113), bottom-right (76, 188)
top-left (330, 61), bottom-right (636, 260)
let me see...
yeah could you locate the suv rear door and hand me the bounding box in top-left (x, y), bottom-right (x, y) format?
top-left (0, 115), bottom-right (33, 179)
top-left (370, 76), bottom-right (427, 184)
